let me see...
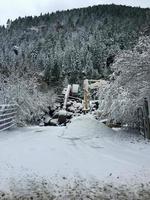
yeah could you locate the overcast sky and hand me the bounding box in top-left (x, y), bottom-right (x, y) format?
top-left (0, 0), bottom-right (150, 25)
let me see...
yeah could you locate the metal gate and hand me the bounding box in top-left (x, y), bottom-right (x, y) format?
top-left (0, 104), bottom-right (17, 131)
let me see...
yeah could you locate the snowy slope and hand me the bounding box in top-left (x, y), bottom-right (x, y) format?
top-left (0, 114), bottom-right (150, 191)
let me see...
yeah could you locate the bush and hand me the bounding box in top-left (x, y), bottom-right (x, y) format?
top-left (0, 73), bottom-right (56, 126)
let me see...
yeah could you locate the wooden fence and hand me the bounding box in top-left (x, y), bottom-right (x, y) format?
top-left (137, 98), bottom-right (150, 139)
top-left (0, 104), bottom-right (17, 131)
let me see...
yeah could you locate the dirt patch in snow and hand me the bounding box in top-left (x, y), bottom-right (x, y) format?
top-left (0, 177), bottom-right (150, 200)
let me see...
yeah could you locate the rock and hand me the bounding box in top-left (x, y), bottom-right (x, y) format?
top-left (67, 106), bottom-right (76, 113)
top-left (66, 101), bottom-right (73, 107)
top-left (44, 115), bottom-right (51, 124)
top-left (52, 111), bottom-right (59, 119)
top-left (73, 102), bottom-right (82, 109)
top-left (50, 119), bottom-right (58, 126)
top-left (66, 111), bottom-right (73, 119)
top-left (39, 121), bottom-right (44, 126)
top-left (58, 110), bottom-right (67, 125)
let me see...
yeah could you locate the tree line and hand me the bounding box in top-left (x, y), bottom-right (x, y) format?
top-left (0, 4), bottom-right (150, 86)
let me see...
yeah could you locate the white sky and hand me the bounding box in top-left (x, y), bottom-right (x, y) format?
top-left (0, 0), bottom-right (150, 25)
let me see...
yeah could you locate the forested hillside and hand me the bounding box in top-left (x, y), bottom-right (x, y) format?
top-left (0, 4), bottom-right (150, 85)
top-left (1, 4), bottom-right (150, 125)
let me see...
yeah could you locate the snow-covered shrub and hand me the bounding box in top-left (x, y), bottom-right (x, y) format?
top-left (98, 36), bottom-right (150, 127)
top-left (0, 72), bottom-right (56, 126)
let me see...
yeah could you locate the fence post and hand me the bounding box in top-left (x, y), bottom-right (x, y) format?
top-left (143, 98), bottom-right (150, 139)
top-left (137, 107), bottom-right (145, 137)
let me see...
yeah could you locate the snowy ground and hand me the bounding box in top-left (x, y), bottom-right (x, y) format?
top-left (0, 114), bottom-right (150, 199)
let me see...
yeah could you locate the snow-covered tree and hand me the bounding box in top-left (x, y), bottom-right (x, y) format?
top-left (98, 36), bottom-right (150, 127)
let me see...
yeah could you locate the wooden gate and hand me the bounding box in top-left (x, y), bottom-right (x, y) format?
top-left (0, 104), bottom-right (17, 131)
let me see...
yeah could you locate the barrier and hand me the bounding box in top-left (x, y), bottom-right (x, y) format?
top-left (0, 104), bottom-right (17, 131)
top-left (137, 98), bottom-right (150, 139)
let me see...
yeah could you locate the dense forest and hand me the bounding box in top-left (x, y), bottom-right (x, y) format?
top-left (0, 4), bottom-right (150, 125)
top-left (0, 4), bottom-right (150, 85)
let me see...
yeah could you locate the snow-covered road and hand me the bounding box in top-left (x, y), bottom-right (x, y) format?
top-left (0, 114), bottom-right (150, 192)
